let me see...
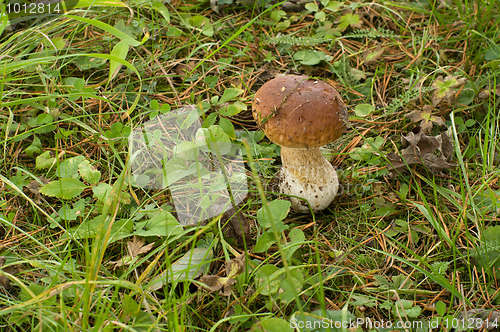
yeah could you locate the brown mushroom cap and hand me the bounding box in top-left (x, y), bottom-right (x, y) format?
top-left (252, 75), bottom-right (348, 148)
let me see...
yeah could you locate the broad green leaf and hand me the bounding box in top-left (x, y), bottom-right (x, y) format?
top-left (92, 183), bottom-right (112, 202)
top-left (293, 49), bottom-right (326, 65)
top-left (254, 264), bottom-right (280, 296)
top-left (134, 210), bottom-right (183, 237)
top-left (219, 101), bottom-right (247, 117)
top-left (284, 228), bottom-right (304, 261)
top-left (149, 246), bottom-right (213, 290)
top-left (40, 178), bottom-right (87, 199)
top-left (109, 40), bottom-right (130, 81)
top-left (58, 199), bottom-right (86, 221)
top-left (180, 14), bottom-right (214, 37)
top-left (336, 13), bottom-right (362, 31)
top-left (218, 88), bottom-right (243, 104)
top-left (151, 0), bottom-right (170, 22)
top-left (485, 44), bottom-right (500, 61)
top-left (25, 136), bottom-right (42, 157)
top-left (305, 2), bottom-right (318, 12)
top-left (254, 230), bottom-right (277, 253)
top-left (56, 155), bottom-right (86, 179)
top-left (64, 215), bottom-right (132, 242)
top-left (354, 104), bottom-right (375, 117)
top-left (252, 318), bottom-right (293, 332)
top-left (218, 117), bottom-right (235, 140)
top-left (36, 151), bottom-right (55, 169)
top-left (278, 268), bottom-right (303, 304)
top-left (78, 160), bottom-right (101, 184)
top-left (257, 200), bottom-right (291, 228)
top-left (435, 301), bottom-right (447, 317)
top-left (325, 0), bottom-right (343, 12)
top-left (195, 125), bottom-right (231, 154)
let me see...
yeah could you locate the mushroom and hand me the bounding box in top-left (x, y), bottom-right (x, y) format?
top-left (252, 75), bottom-right (348, 212)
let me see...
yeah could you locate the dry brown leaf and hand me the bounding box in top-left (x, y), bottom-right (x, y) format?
top-left (363, 46), bottom-right (384, 65)
top-left (110, 236), bottom-right (154, 270)
top-left (127, 236), bottom-right (155, 258)
top-left (406, 105), bottom-right (445, 133)
top-left (431, 75), bottom-right (467, 106)
top-left (387, 126), bottom-right (457, 176)
top-left (199, 254), bottom-right (246, 296)
top-left (221, 208), bottom-right (252, 247)
top-left (0, 256), bottom-right (10, 289)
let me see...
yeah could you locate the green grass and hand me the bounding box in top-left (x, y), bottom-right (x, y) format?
top-left (1, 0), bottom-right (499, 330)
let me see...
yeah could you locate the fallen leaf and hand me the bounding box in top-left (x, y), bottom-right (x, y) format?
top-left (431, 75), bottom-right (467, 106)
top-left (406, 105), bottom-right (445, 133)
top-left (387, 126), bottom-right (457, 176)
top-left (110, 236), bottom-right (154, 270)
top-left (221, 208), bottom-right (252, 247)
top-left (128, 236), bottom-right (155, 258)
top-left (200, 254), bottom-right (246, 296)
top-left (363, 46), bottom-right (384, 65)
top-left (0, 257), bottom-right (10, 289)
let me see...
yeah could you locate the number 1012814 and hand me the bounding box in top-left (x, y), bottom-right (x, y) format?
top-left (6, 2), bottom-right (61, 15)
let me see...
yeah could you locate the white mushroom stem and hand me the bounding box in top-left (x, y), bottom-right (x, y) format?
top-left (278, 147), bottom-right (339, 212)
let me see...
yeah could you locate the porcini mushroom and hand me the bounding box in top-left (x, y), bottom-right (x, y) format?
top-left (252, 75), bottom-right (348, 211)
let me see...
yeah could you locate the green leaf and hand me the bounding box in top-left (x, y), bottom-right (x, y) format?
top-left (109, 40), bottom-right (130, 81)
top-left (36, 151), bottom-right (55, 169)
top-left (134, 211), bottom-right (183, 237)
top-left (354, 104), bottom-right (375, 117)
top-left (64, 215), bottom-right (132, 242)
top-left (195, 125), bottom-right (232, 155)
top-left (278, 268), bottom-right (304, 304)
top-left (58, 199), bottom-right (86, 221)
top-left (269, 9), bottom-right (286, 22)
top-left (218, 88), bottom-right (243, 104)
top-left (56, 155), bottom-right (86, 179)
top-left (181, 14), bottom-right (214, 37)
top-left (252, 317), bottom-right (293, 332)
top-left (254, 230), bottom-right (277, 253)
top-left (151, 0), bottom-right (170, 22)
top-left (485, 44), bottom-right (500, 61)
top-left (40, 178), bottom-right (87, 199)
top-left (257, 200), bottom-right (291, 228)
top-left (314, 11), bottom-right (326, 21)
top-left (293, 49), bottom-right (326, 65)
top-left (218, 117), bottom-right (235, 139)
top-left (219, 102), bottom-right (247, 116)
top-left (25, 136), bottom-right (42, 157)
top-left (305, 2), bottom-right (318, 12)
top-left (435, 300), bottom-right (447, 317)
top-left (92, 183), bottom-right (112, 202)
top-left (275, 20), bottom-right (291, 31)
top-left (325, 0), bottom-right (343, 12)
top-left (284, 228), bottom-right (304, 261)
top-left (122, 294), bottom-right (140, 316)
top-left (255, 264), bottom-right (280, 296)
top-left (336, 13), bottom-right (362, 31)
top-left (149, 245), bottom-right (213, 290)
top-left (457, 81), bottom-right (475, 106)
top-left (78, 160), bottom-right (101, 185)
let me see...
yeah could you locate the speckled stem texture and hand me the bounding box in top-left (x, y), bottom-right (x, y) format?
top-left (279, 147), bottom-right (338, 212)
